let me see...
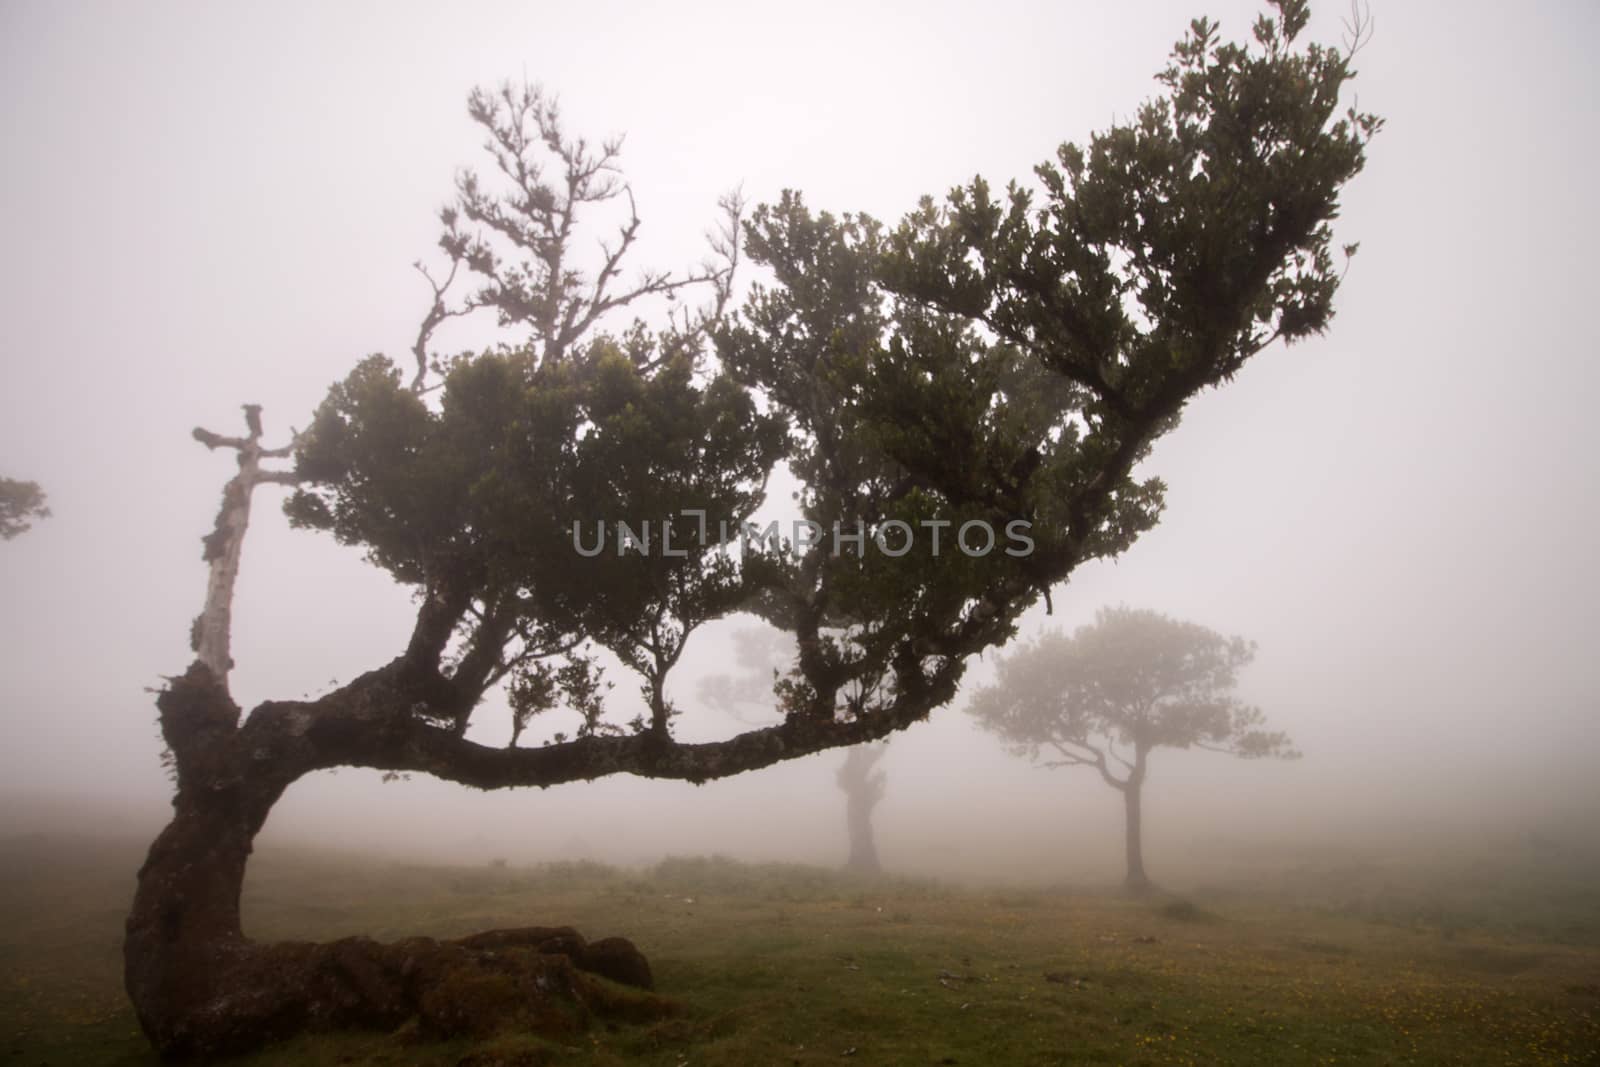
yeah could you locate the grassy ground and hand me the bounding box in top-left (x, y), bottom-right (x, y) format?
top-left (1, 834), bottom-right (1597, 1065)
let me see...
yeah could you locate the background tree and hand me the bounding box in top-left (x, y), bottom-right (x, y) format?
top-left (836, 744), bottom-right (889, 874)
top-left (0, 477), bottom-right (49, 540)
top-left (129, 5), bottom-right (1378, 1054)
top-left (968, 606), bottom-right (1300, 892)
top-left (702, 628), bottom-right (891, 873)
top-left (697, 625), bottom-right (793, 725)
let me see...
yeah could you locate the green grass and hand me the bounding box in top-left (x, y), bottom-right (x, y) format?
top-left (2, 835), bottom-right (1598, 1065)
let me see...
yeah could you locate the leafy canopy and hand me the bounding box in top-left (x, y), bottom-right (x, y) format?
top-left (273, 1), bottom-right (1376, 770)
top-left (969, 606), bottom-right (1299, 767)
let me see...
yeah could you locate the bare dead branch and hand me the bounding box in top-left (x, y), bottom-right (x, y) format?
top-left (188, 408), bottom-right (301, 689)
top-left (410, 258), bottom-right (474, 392)
top-left (191, 428), bottom-right (249, 451)
top-left (407, 79), bottom-right (739, 380)
top-left (1342, 0), bottom-right (1375, 58)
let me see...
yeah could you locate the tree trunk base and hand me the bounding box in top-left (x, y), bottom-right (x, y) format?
top-left (1122, 875), bottom-right (1155, 897)
top-left (134, 926), bottom-right (669, 1059)
top-left (843, 853), bottom-right (881, 875)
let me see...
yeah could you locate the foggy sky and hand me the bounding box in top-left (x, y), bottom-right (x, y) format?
top-left (1, 0), bottom-right (1596, 884)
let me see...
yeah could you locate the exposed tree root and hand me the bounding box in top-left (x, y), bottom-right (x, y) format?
top-left (140, 926), bottom-right (669, 1059)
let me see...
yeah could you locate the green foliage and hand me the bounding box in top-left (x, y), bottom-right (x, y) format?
top-left (280, 2), bottom-right (1379, 750)
top-left (724, 196), bottom-right (1076, 648)
top-left (286, 338), bottom-right (785, 735)
top-left (882, 0), bottom-right (1381, 411)
top-left (0, 476), bottom-right (50, 540)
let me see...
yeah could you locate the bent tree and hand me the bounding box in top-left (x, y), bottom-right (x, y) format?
top-left (129, 4), bottom-right (1379, 1055)
top-left (969, 607), bottom-right (1299, 892)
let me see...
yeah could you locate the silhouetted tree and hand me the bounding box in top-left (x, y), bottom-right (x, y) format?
top-left (969, 607), bottom-right (1299, 892)
top-left (0, 477), bottom-right (49, 540)
top-left (837, 744), bottom-right (888, 873)
top-left (129, 5), bottom-right (1378, 1054)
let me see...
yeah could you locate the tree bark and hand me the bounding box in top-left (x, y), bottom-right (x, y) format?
top-left (837, 746), bottom-right (887, 874)
top-left (125, 667), bottom-right (300, 1054)
top-left (844, 785), bottom-right (882, 874)
top-left (1118, 745), bottom-right (1152, 894)
top-left (125, 668), bottom-right (667, 1059)
top-left (1122, 780), bottom-right (1151, 893)
top-left (124, 766), bottom-right (282, 1052)
top-left (124, 787), bottom-right (294, 1055)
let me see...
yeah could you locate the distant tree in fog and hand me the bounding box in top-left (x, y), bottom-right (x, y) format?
top-left (969, 606), bottom-right (1299, 892)
top-left (0, 477), bottom-right (49, 540)
top-left (128, 4), bottom-right (1378, 1054)
top-left (697, 626), bottom-right (792, 725)
top-left (702, 627), bottom-right (891, 873)
top-left (837, 744), bottom-right (888, 873)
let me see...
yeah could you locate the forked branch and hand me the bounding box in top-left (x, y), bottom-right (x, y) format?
top-left (189, 405), bottom-right (300, 688)
top-left (409, 80), bottom-right (745, 388)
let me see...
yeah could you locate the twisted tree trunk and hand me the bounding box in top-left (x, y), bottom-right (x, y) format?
top-left (837, 745), bottom-right (887, 874)
top-left (125, 666), bottom-right (665, 1058)
top-left (123, 414), bottom-right (670, 1058)
top-left (124, 721), bottom-right (281, 1052)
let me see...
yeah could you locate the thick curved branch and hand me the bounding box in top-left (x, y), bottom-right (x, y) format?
top-left (227, 637), bottom-right (959, 792)
top-left (330, 709), bottom-right (906, 788)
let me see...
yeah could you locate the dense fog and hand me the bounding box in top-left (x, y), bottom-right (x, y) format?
top-left (1, 0), bottom-right (1595, 894)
